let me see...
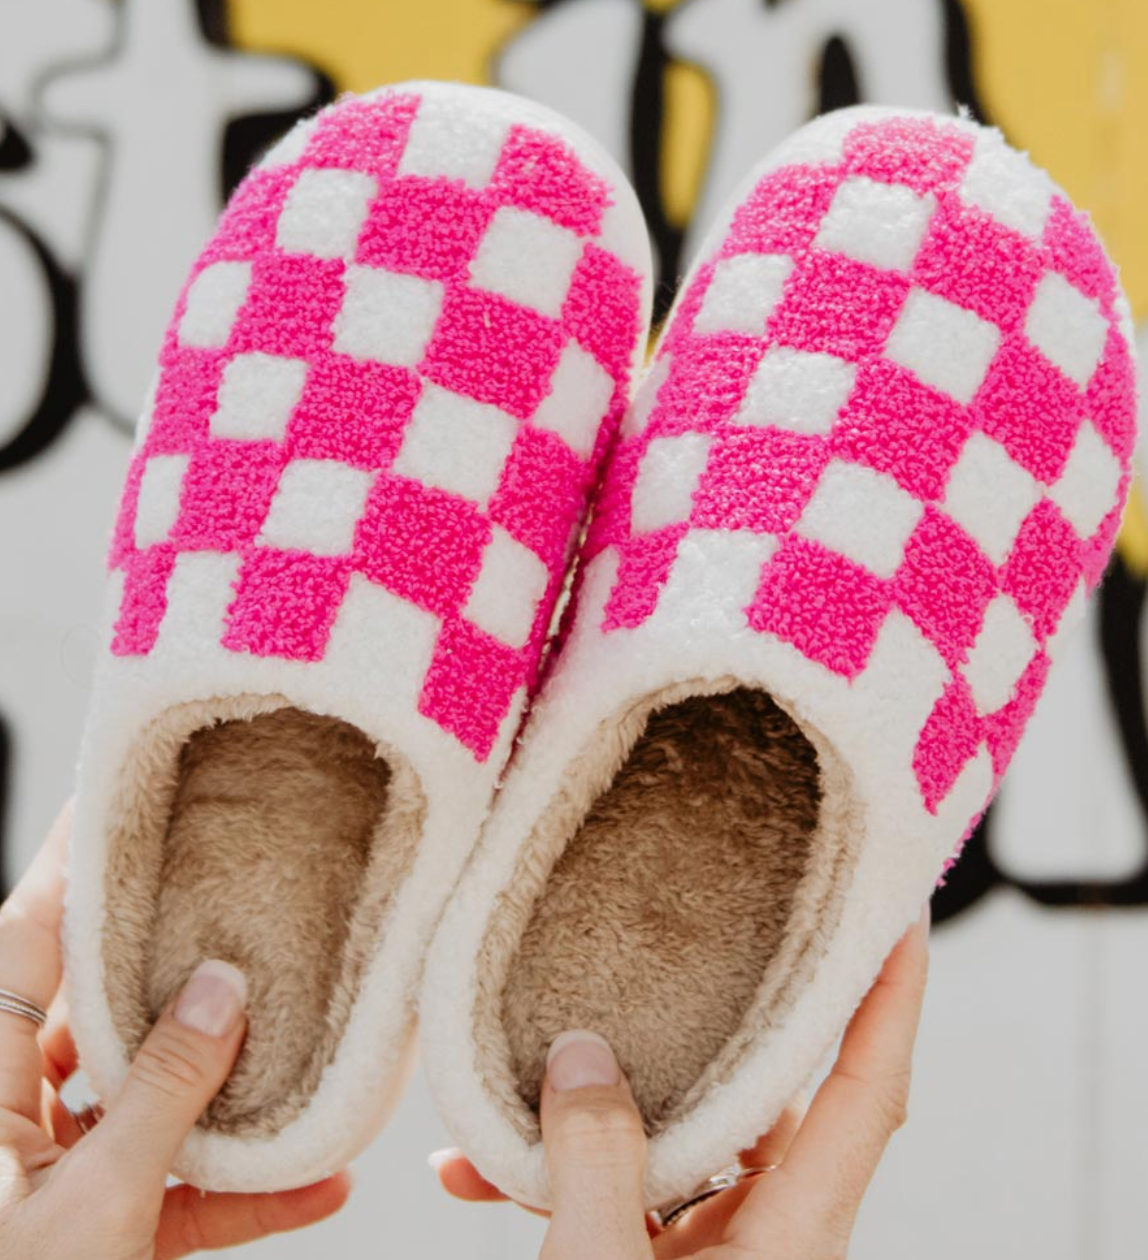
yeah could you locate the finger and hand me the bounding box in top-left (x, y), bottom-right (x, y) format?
top-left (539, 1030), bottom-right (653, 1260)
top-left (154, 1172), bottom-right (352, 1260)
top-left (735, 907), bottom-right (929, 1244)
top-left (79, 959), bottom-right (247, 1201)
top-left (432, 1148), bottom-right (557, 1222)
top-left (431, 1150), bottom-right (511, 1203)
top-left (40, 1008), bottom-right (78, 1092)
top-left (0, 803), bottom-right (69, 1121)
top-left (739, 1093), bottom-right (807, 1170)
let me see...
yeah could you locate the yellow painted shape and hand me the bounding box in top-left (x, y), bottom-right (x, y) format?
top-left (227, 0), bottom-right (533, 93)
top-left (661, 60), bottom-right (716, 229)
top-left (961, 0), bottom-right (1148, 320)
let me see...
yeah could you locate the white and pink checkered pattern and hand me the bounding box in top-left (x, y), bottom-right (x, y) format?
top-left (107, 86), bottom-right (646, 761)
top-left (585, 113), bottom-right (1136, 816)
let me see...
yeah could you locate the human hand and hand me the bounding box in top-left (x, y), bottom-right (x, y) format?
top-left (0, 803), bottom-right (351, 1260)
top-left (436, 906), bottom-right (930, 1259)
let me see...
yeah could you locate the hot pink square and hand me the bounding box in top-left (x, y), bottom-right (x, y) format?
top-left (913, 199), bottom-right (1043, 331)
top-left (647, 334), bottom-right (764, 436)
top-left (147, 347), bottom-right (225, 453)
top-left (842, 117), bottom-right (974, 195)
top-left (287, 353), bottom-right (420, 469)
top-left (223, 549), bottom-right (352, 661)
top-left (1043, 197), bottom-right (1118, 312)
top-left (562, 244), bottom-right (643, 377)
top-left (230, 253), bottom-right (346, 360)
top-left (204, 166), bottom-right (297, 264)
top-left (601, 524), bottom-right (689, 631)
top-left (913, 678), bottom-right (983, 814)
top-left (833, 358), bottom-right (973, 501)
top-left (111, 545), bottom-right (177, 656)
top-left (984, 652), bottom-right (1051, 778)
top-left (747, 536), bottom-right (892, 678)
top-left (583, 439), bottom-right (642, 556)
top-left (724, 164), bottom-right (840, 257)
top-left (692, 428), bottom-right (829, 534)
top-left (1000, 500), bottom-right (1083, 641)
top-left (1086, 327), bottom-right (1138, 464)
top-left (489, 125), bottom-right (609, 237)
top-left (769, 251), bottom-right (911, 361)
top-left (972, 336), bottom-right (1083, 483)
top-left (354, 474), bottom-right (490, 617)
top-left (421, 286), bottom-right (565, 421)
top-left (488, 427), bottom-right (588, 570)
top-left (1081, 494), bottom-right (1128, 588)
top-left (169, 440), bottom-right (285, 551)
top-left (304, 92), bottom-right (419, 177)
top-left (356, 177), bottom-right (493, 281)
top-left (892, 506), bottom-right (996, 669)
top-left (108, 455), bottom-right (146, 571)
top-left (419, 617), bottom-right (526, 761)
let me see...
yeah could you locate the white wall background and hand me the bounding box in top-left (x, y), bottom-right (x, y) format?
top-left (2, 1), bottom-right (1146, 1255)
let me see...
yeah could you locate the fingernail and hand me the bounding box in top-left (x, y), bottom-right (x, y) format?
top-left (427, 1147), bottom-right (462, 1172)
top-left (546, 1029), bottom-right (620, 1091)
top-left (173, 959), bottom-right (247, 1037)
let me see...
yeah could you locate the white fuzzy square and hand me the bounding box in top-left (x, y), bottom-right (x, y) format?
top-left (814, 177), bottom-right (936, 272)
top-left (1049, 420), bottom-right (1123, 538)
top-left (851, 609), bottom-right (950, 753)
top-left (333, 265), bottom-right (443, 366)
top-left (630, 433), bottom-right (712, 534)
top-left (796, 461), bottom-right (923, 578)
top-left (260, 117), bottom-right (317, 168)
top-left (258, 459), bottom-right (374, 556)
top-left (464, 526), bottom-right (550, 648)
top-left (392, 385), bottom-right (518, 507)
top-left (134, 454), bottom-right (189, 548)
top-left (962, 595), bottom-right (1038, 715)
top-left (178, 261), bottom-right (251, 348)
top-left (734, 346), bottom-right (857, 434)
top-left (324, 574), bottom-right (441, 707)
top-left (884, 288), bottom-right (1001, 404)
top-left (275, 168), bottom-right (377, 260)
top-left (960, 131), bottom-right (1055, 239)
top-left (693, 253), bottom-right (794, 336)
top-left (1024, 271), bottom-right (1109, 388)
top-left (942, 432), bottom-right (1041, 566)
top-left (654, 528), bottom-right (778, 630)
top-left (621, 355), bottom-right (672, 439)
top-left (397, 101), bottom-right (509, 188)
top-left (468, 207), bottom-right (584, 318)
top-left (1045, 579), bottom-right (1087, 660)
top-left (158, 552), bottom-right (242, 653)
top-left (210, 352), bottom-right (308, 441)
top-left (531, 341), bottom-right (615, 458)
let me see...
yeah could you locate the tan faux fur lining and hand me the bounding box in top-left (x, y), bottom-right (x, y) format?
top-left (102, 697), bottom-right (426, 1137)
top-left (472, 679), bottom-right (860, 1140)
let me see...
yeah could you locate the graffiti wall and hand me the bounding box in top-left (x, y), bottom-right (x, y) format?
top-left (2, 1), bottom-right (1145, 1256)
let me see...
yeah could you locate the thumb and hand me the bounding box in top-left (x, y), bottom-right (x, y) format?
top-left (87, 959), bottom-right (247, 1198)
top-left (539, 1031), bottom-right (653, 1260)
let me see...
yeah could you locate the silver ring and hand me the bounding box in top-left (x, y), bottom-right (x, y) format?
top-left (650, 1163), bottom-right (778, 1229)
top-left (68, 1102), bottom-right (105, 1136)
top-left (0, 988), bottom-right (48, 1029)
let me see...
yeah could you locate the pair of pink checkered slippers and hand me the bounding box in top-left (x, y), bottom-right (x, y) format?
top-left (66, 82), bottom-right (1136, 1208)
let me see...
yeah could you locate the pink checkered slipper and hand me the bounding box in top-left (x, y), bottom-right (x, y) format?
top-left (65, 82), bottom-right (651, 1192)
top-left (419, 106), bottom-right (1137, 1209)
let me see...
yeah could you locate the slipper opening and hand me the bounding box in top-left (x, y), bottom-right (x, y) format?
top-left (101, 697), bottom-right (425, 1138)
top-left (472, 680), bottom-right (858, 1137)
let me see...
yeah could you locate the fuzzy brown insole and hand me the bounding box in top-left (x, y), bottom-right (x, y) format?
top-left (132, 709), bottom-right (398, 1136)
top-left (502, 689), bottom-right (821, 1128)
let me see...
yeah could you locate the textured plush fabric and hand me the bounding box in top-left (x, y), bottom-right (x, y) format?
top-left (419, 105), bottom-right (1138, 1212)
top-left (65, 80), bottom-right (652, 1194)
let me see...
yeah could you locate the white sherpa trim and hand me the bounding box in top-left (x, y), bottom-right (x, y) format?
top-left (418, 104), bottom-right (1134, 1211)
top-left (66, 79), bottom-right (652, 1194)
